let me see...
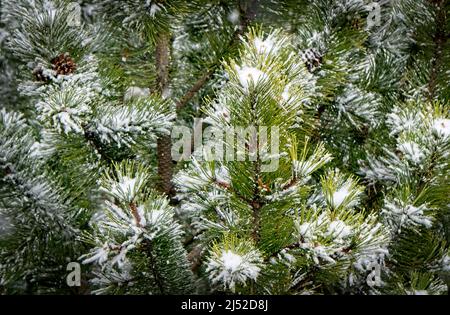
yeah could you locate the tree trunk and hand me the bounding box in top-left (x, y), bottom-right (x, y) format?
top-left (155, 32), bottom-right (173, 196)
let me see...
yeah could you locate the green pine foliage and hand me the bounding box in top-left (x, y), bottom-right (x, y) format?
top-left (0, 0), bottom-right (449, 295)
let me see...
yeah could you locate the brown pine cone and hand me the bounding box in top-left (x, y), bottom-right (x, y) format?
top-left (51, 53), bottom-right (77, 76)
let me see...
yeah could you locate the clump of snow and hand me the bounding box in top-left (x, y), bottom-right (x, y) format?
top-left (236, 66), bottom-right (267, 90)
top-left (227, 9), bottom-right (240, 24)
top-left (281, 84), bottom-right (291, 102)
top-left (387, 109), bottom-right (423, 136)
top-left (326, 220), bottom-right (352, 239)
top-left (124, 86), bottom-right (150, 101)
top-left (311, 245), bottom-right (335, 264)
top-left (441, 255), bottom-right (450, 272)
top-left (222, 250), bottom-right (243, 272)
top-left (206, 248), bottom-right (263, 292)
top-left (143, 209), bottom-right (166, 228)
top-left (297, 222), bottom-right (314, 240)
top-left (54, 111), bottom-right (84, 134)
top-left (332, 183), bottom-right (351, 209)
top-left (111, 176), bottom-right (137, 199)
top-left (254, 37), bottom-right (277, 55)
top-left (149, 4), bottom-right (162, 17)
top-left (216, 165), bottom-right (230, 185)
top-left (432, 118), bottom-right (450, 138)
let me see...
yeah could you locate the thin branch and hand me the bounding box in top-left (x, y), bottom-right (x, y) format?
top-left (129, 202), bottom-right (142, 228)
top-left (266, 242), bottom-right (302, 261)
top-left (176, 68), bottom-right (216, 111)
top-left (155, 32), bottom-right (174, 196)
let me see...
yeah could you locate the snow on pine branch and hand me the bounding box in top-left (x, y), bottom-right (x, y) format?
top-left (206, 235), bottom-right (263, 293)
top-left (334, 85), bottom-right (382, 129)
top-left (382, 197), bottom-right (433, 234)
top-left (321, 170), bottom-right (363, 211)
top-left (175, 159), bottom-right (235, 230)
top-left (176, 158), bottom-right (230, 193)
top-left (2, 0), bottom-right (99, 64)
top-left (36, 83), bottom-right (95, 134)
top-left (432, 118), bottom-right (450, 139)
top-left (92, 98), bottom-right (175, 148)
top-left (0, 109), bottom-right (79, 272)
top-left (361, 102), bottom-right (450, 184)
top-left (100, 160), bottom-right (148, 204)
top-left (82, 160), bottom-right (194, 293)
top-left (292, 209), bottom-right (389, 272)
top-left (292, 139), bottom-right (333, 182)
top-left (82, 197), bottom-right (174, 267)
top-left (83, 161), bottom-right (183, 267)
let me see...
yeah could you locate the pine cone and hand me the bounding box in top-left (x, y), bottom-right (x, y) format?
top-left (51, 53), bottom-right (77, 76)
top-left (301, 48), bottom-right (323, 73)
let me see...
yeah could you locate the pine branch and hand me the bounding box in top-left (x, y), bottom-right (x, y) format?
top-left (250, 94), bottom-right (263, 243)
top-left (142, 238), bottom-right (166, 295)
top-left (175, 0), bottom-right (259, 112)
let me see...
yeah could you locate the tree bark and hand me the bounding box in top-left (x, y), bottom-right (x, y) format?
top-left (428, 0), bottom-right (448, 100)
top-left (155, 32), bottom-right (174, 196)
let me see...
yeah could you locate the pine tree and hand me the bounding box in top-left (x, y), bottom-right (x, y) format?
top-left (0, 0), bottom-right (449, 295)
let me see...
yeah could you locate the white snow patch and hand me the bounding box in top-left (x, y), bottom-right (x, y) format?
top-left (332, 183), bottom-right (351, 208)
top-left (281, 84), bottom-right (291, 102)
top-left (227, 9), bottom-right (240, 24)
top-left (297, 222), bottom-right (314, 240)
top-left (103, 174), bottom-right (146, 203)
top-left (383, 200), bottom-right (433, 232)
top-left (207, 248), bottom-right (262, 292)
top-left (236, 66), bottom-right (267, 90)
top-left (222, 250), bottom-right (243, 272)
top-left (432, 118), bottom-right (450, 138)
top-left (254, 37), bottom-right (277, 55)
top-left (82, 243), bottom-right (109, 265)
top-left (327, 220), bottom-right (352, 239)
top-left (124, 86), bottom-right (150, 101)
